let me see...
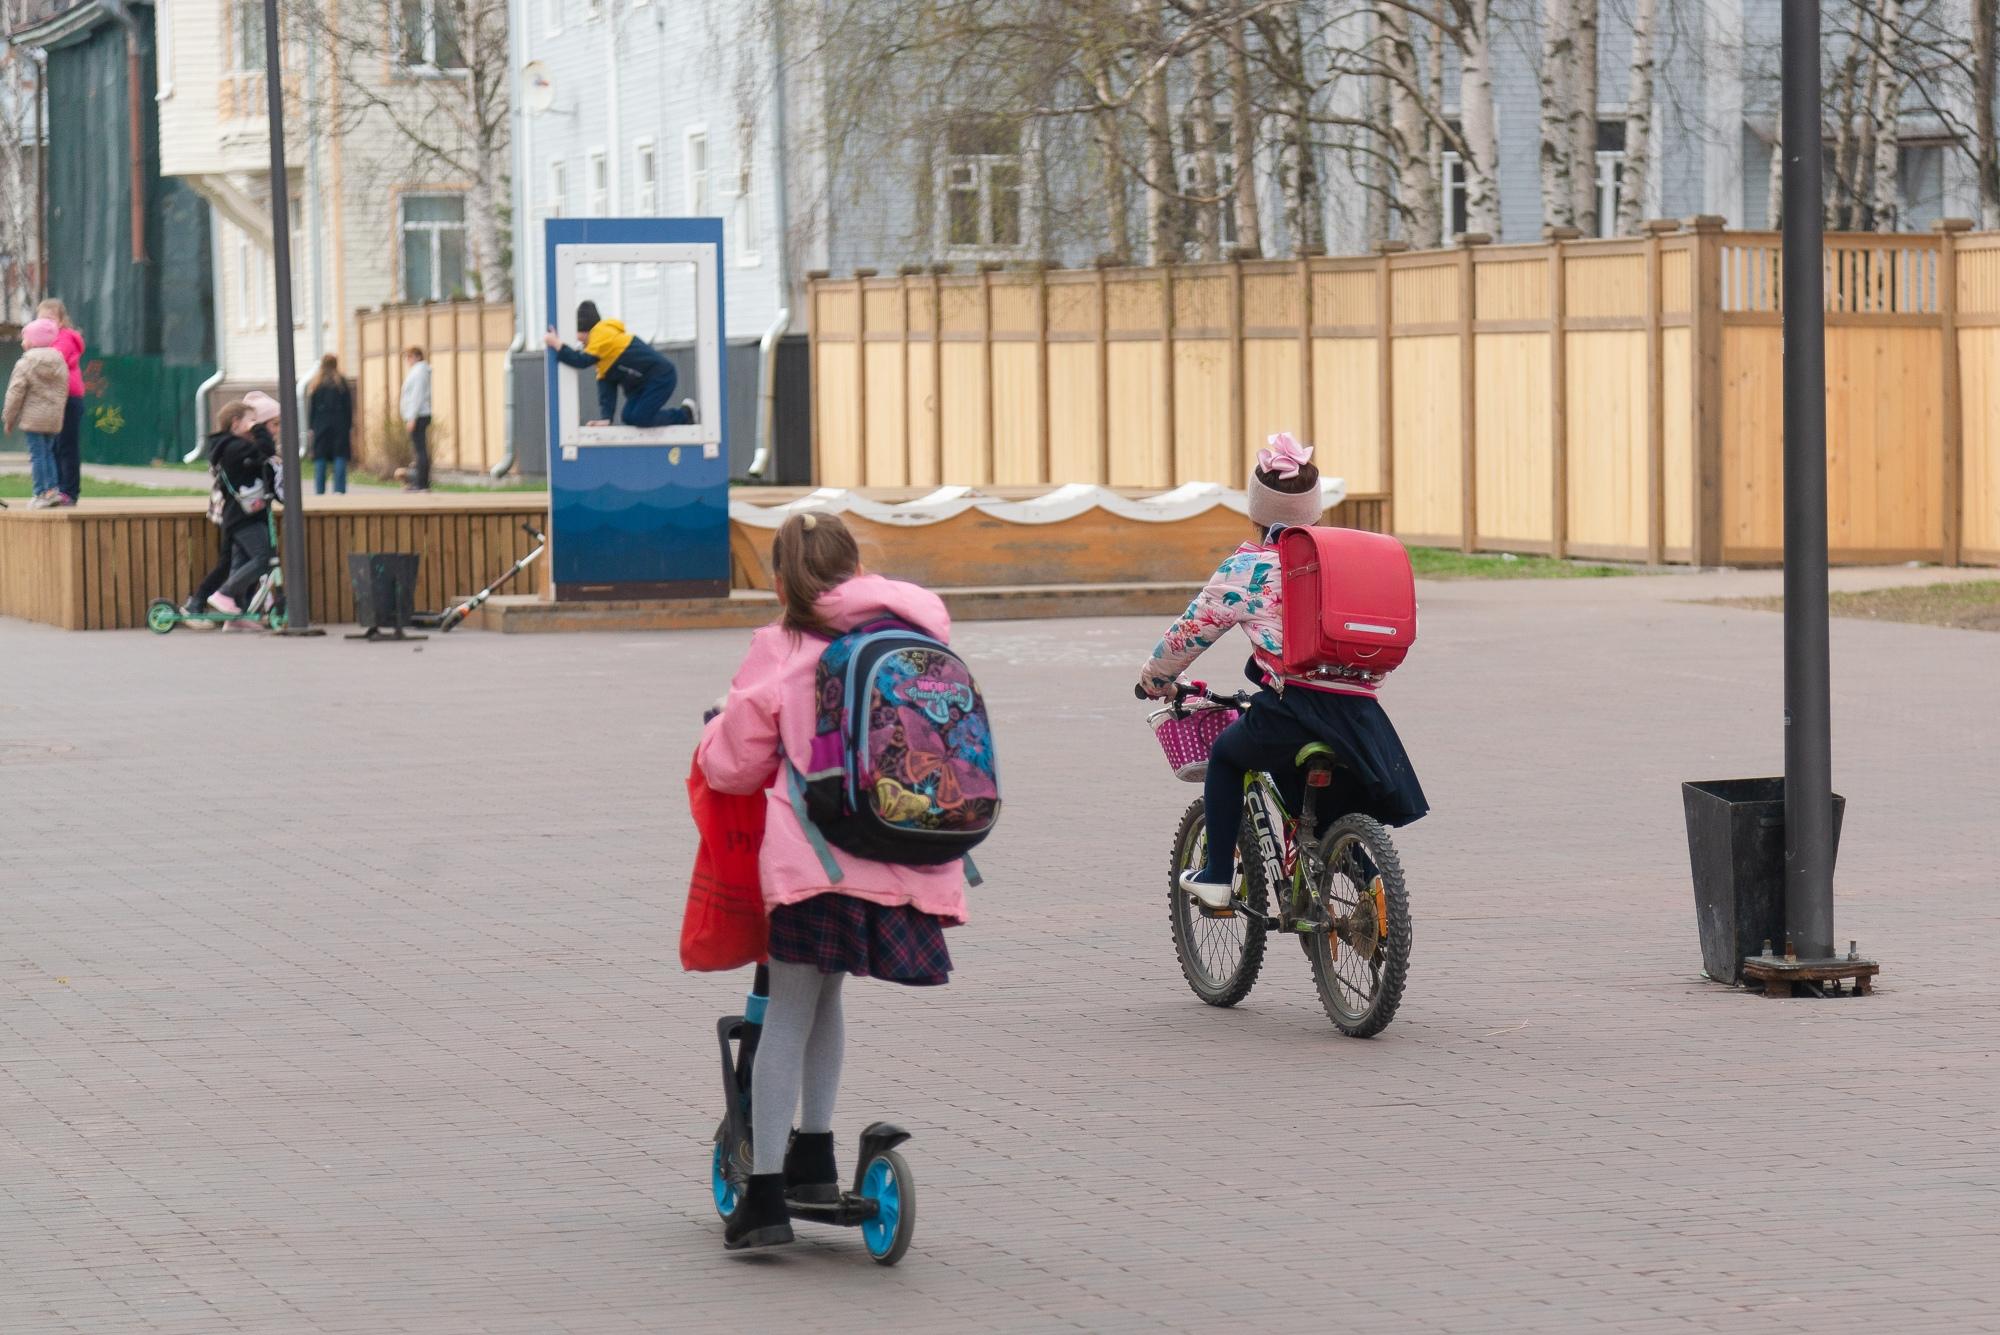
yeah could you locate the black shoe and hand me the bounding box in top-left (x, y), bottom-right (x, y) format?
top-left (723, 1173), bottom-right (794, 1250)
top-left (783, 1131), bottom-right (840, 1206)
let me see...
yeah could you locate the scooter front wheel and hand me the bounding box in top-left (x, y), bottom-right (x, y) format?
top-left (146, 599), bottom-right (179, 634)
top-left (858, 1149), bottom-right (916, 1265)
top-left (711, 1124), bottom-right (743, 1219)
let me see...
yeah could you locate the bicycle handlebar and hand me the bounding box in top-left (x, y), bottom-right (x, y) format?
top-left (1135, 679), bottom-right (1252, 713)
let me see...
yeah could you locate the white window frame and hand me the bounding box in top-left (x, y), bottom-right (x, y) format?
top-left (1439, 150), bottom-right (1470, 246)
top-left (229, 0), bottom-right (267, 77)
top-left (546, 159), bottom-right (567, 218)
top-left (634, 138), bottom-right (658, 214)
top-left (733, 125), bottom-right (761, 266)
top-left (684, 126), bottom-right (711, 217)
top-left (940, 118), bottom-right (1030, 256)
top-left (543, 0), bottom-right (561, 36)
top-left (1177, 116), bottom-right (1239, 254)
top-left (552, 241), bottom-right (724, 452)
top-left (399, 191), bottom-right (469, 302)
top-left (587, 148), bottom-right (609, 215)
top-left (1595, 151), bottom-right (1625, 239)
top-left (397, 0), bottom-right (467, 75)
top-left (290, 202), bottom-right (306, 329)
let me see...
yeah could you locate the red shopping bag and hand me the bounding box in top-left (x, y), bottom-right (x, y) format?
top-left (680, 754), bottom-right (772, 972)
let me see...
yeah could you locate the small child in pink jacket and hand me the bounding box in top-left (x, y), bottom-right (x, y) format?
top-left (696, 510), bottom-right (966, 1250)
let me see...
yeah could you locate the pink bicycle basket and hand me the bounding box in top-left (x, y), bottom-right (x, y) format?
top-left (1148, 702), bottom-right (1235, 782)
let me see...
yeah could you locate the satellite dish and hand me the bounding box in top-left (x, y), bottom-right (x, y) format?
top-left (523, 61), bottom-right (555, 115)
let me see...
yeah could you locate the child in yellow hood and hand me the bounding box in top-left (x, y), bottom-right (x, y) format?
top-left (543, 300), bottom-right (699, 428)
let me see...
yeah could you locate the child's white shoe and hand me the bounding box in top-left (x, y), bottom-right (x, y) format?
top-left (1178, 868), bottom-right (1235, 909)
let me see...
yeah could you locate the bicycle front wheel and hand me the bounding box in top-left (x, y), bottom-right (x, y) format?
top-left (1303, 815), bottom-right (1412, 1038)
top-left (1167, 797), bottom-right (1268, 1007)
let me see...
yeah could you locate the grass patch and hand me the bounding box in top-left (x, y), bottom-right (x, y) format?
top-left (1712, 581), bottom-right (2000, 632)
top-left (0, 473), bottom-right (207, 499)
top-left (1409, 547), bottom-right (1635, 580)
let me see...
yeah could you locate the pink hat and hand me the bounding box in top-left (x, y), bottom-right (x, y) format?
top-left (1246, 432), bottom-right (1324, 531)
top-left (243, 391), bottom-right (283, 424)
top-left (21, 318), bottom-right (58, 349)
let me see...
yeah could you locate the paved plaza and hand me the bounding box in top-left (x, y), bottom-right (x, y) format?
top-left (3, 566), bottom-right (1997, 1333)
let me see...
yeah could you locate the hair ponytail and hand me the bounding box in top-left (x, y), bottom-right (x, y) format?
top-left (770, 511), bottom-right (860, 638)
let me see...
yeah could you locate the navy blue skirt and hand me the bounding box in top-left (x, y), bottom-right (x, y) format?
top-left (767, 893), bottom-right (954, 987)
top-left (1230, 660), bottom-right (1429, 829)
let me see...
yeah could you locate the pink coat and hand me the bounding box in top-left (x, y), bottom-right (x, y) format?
top-left (696, 573), bottom-right (969, 924)
top-left (53, 328), bottom-right (84, 398)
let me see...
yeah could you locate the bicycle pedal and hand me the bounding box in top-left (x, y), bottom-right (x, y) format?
top-left (1197, 905), bottom-right (1238, 919)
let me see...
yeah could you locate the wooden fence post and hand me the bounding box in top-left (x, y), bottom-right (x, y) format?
top-left (803, 273), bottom-right (827, 484)
top-left (1297, 255), bottom-right (1314, 448)
top-left (929, 265), bottom-right (947, 486)
top-left (1458, 233), bottom-right (1491, 553)
top-left (1644, 221), bottom-right (1678, 564)
top-left (1037, 263), bottom-right (1053, 485)
top-left (1545, 226), bottom-right (1580, 559)
top-left (1939, 218), bottom-right (1970, 567)
top-left (1231, 256), bottom-right (1247, 486)
top-left (1160, 263), bottom-right (1176, 487)
top-left (979, 262), bottom-right (999, 487)
top-left (1095, 258), bottom-right (1112, 484)
top-left (852, 269), bottom-right (875, 487)
top-left (898, 264), bottom-right (922, 483)
top-left (1375, 241), bottom-right (1406, 534)
top-left (1689, 216), bottom-right (1727, 567)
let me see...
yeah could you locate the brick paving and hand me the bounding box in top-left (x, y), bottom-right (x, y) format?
top-left (2, 566), bottom-right (1997, 1333)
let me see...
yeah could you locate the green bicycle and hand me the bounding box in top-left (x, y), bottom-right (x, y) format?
top-left (1156, 682), bottom-right (1412, 1037)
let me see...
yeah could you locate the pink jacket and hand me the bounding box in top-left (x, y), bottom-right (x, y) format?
top-left (696, 574), bottom-right (969, 924)
top-left (53, 328), bottom-right (84, 398)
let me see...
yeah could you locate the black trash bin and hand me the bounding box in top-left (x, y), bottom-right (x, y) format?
top-left (347, 553), bottom-right (422, 638)
top-left (1682, 778), bottom-right (1845, 984)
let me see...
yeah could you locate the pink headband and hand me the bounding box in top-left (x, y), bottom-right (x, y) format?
top-left (1257, 432), bottom-right (1312, 480)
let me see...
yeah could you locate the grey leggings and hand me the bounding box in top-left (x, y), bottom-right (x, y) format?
top-left (752, 960), bottom-right (845, 1174)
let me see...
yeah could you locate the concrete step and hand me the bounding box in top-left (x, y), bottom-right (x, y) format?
top-left (472, 582), bottom-right (1201, 633)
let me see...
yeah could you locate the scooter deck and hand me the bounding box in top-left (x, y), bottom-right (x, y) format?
top-left (786, 1193), bottom-right (881, 1228)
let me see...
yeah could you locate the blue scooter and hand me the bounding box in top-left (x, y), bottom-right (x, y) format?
top-left (711, 965), bottom-right (919, 1264)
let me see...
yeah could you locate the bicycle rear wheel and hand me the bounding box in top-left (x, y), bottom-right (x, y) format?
top-left (1303, 815), bottom-right (1411, 1037)
top-left (1167, 798), bottom-right (1268, 1007)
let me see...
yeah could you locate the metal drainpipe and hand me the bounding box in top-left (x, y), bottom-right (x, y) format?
top-left (493, 0), bottom-right (531, 478)
top-left (187, 220), bottom-right (227, 462)
top-left (747, 0), bottom-right (794, 481)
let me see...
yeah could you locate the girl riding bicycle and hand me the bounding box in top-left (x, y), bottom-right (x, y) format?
top-left (1137, 433), bottom-right (1428, 909)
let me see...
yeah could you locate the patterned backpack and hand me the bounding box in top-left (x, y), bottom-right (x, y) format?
top-left (785, 619), bottom-right (1000, 878)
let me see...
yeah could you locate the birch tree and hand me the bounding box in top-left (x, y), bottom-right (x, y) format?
top-left (0, 46), bottom-right (38, 321)
top-left (1976, 0), bottom-right (1998, 226)
top-left (1458, 0), bottom-right (1502, 236)
top-left (1615, 0), bottom-right (1656, 235)
top-left (1869, 0), bottom-right (1905, 230)
top-left (1539, 0), bottom-right (1577, 228)
top-left (1189, 4), bottom-right (1223, 258)
top-left (1568, 0), bottom-right (1601, 233)
top-left (1379, 0), bottom-right (1441, 244)
top-left (1225, 15), bottom-right (1264, 255)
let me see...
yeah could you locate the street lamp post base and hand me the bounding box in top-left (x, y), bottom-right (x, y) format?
top-left (1739, 954), bottom-right (1879, 998)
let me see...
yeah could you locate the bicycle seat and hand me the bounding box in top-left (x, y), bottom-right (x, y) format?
top-left (1294, 742), bottom-right (1339, 768)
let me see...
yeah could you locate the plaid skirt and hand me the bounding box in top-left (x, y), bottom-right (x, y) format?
top-left (766, 893), bottom-right (954, 987)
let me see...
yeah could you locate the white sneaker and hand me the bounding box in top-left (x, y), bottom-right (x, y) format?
top-left (680, 397), bottom-right (699, 425)
top-left (1178, 869), bottom-right (1236, 910)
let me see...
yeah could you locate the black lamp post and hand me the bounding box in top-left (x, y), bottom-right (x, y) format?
top-left (261, 0), bottom-right (314, 632)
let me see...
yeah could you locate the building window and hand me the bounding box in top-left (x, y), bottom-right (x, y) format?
top-left (943, 117), bottom-right (1024, 251)
top-left (1440, 150), bottom-right (1470, 245)
top-left (1594, 120), bottom-right (1626, 237)
top-left (398, 0), bottom-right (465, 72)
top-left (232, 226), bottom-right (267, 330)
top-left (546, 160), bottom-right (567, 217)
top-left (229, 0), bottom-right (267, 75)
top-left (401, 193), bottom-right (468, 301)
top-left (685, 129), bottom-right (711, 216)
top-left (734, 123), bottom-right (760, 265)
top-left (290, 200), bottom-right (305, 329)
top-left (1177, 117), bottom-right (1239, 255)
top-left (587, 149), bottom-right (608, 215)
top-left (542, 0), bottom-right (561, 36)
top-left (635, 139), bottom-right (658, 214)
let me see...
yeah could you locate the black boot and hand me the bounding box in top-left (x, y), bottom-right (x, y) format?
top-left (783, 1131), bottom-right (840, 1206)
top-left (723, 1173), bottom-right (793, 1250)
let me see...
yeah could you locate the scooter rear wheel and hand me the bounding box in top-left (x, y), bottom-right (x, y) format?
top-left (146, 599), bottom-right (179, 634)
top-left (858, 1149), bottom-right (916, 1266)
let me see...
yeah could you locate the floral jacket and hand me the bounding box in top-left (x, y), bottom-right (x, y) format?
top-left (1138, 541), bottom-right (1378, 699)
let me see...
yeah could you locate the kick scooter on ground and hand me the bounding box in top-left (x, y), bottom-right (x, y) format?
top-left (712, 965), bottom-right (919, 1264)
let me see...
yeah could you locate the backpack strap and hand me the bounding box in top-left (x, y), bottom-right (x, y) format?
top-left (961, 855), bottom-right (983, 888)
top-left (784, 761), bottom-right (846, 884)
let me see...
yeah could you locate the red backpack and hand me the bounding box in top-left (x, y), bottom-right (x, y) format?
top-left (1276, 526), bottom-right (1418, 680)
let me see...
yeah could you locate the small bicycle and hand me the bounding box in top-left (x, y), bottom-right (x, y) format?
top-left (1145, 681), bottom-right (1412, 1037)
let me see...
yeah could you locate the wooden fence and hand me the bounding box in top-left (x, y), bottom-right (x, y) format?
top-left (810, 222), bottom-right (2000, 566)
top-left (355, 301), bottom-right (516, 477)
